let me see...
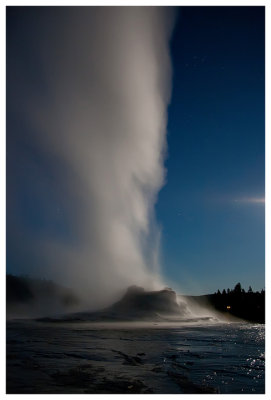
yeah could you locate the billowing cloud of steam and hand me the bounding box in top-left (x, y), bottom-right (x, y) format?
top-left (7, 7), bottom-right (176, 307)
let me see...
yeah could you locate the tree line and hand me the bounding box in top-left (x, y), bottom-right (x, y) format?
top-left (207, 282), bottom-right (265, 323)
top-left (215, 282), bottom-right (265, 296)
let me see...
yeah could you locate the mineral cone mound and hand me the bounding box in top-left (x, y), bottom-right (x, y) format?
top-left (38, 286), bottom-right (188, 322)
top-left (110, 285), bottom-right (183, 316)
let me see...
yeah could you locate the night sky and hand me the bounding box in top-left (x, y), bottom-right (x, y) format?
top-left (157, 7), bottom-right (265, 293)
top-left (7, 6), bottom-right (265, 296)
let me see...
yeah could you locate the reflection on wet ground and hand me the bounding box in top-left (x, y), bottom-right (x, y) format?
top-left (6, 321), bottom-right (265, 394)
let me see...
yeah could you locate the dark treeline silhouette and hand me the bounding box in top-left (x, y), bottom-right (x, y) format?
top-left (7, 274), bottom-right (79, 305)
top-left (6, 274), bottom-right (80, 318)
top-left (207, 283), bottom-right (265, 323)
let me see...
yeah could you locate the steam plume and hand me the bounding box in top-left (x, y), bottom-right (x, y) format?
top-left (7, 7), bottom-right (175, 307)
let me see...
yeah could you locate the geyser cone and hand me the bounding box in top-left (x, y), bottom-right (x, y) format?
top-left (110, 286), bottom-right (185, 316)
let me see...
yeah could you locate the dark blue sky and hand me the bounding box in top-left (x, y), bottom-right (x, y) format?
top-left (7, 7), bottom-right (265, 295)
top-left (157, 7), bottom-right (265, 294)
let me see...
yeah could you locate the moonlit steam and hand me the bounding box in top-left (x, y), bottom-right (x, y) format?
top-left (7, 7), bottom-right (176, 306)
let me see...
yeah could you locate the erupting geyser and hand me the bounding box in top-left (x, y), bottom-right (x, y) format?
top-left (7, 7), bottom-right (176, 308)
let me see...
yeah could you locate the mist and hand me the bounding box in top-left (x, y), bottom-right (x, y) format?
top-left (7, 7), bottom-right (176, 308)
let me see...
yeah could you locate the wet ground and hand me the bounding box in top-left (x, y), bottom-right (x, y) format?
top-left (6, 320), bottom-right (265, 394)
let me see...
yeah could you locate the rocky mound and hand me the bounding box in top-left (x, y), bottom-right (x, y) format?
top-left (109, 285), bottom-right (183, 316)
top-left (38, 286), bottom-right (188, 322)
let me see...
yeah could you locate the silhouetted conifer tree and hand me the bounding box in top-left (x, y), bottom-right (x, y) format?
top-left (234, 282), bottom-right (242, 294)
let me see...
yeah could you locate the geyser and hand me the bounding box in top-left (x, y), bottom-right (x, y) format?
top-left (37, 285), bottom-right (220, 323)
top-left (7, 7), bottom-right (176, 307)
